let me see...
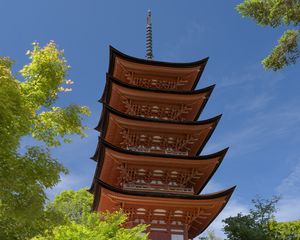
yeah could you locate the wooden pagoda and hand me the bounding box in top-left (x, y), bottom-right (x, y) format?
top-left (89, 45), bottom-right (235, 239)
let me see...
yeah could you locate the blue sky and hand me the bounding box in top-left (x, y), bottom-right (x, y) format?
top-left (1, 0), bottom-right (300, 238)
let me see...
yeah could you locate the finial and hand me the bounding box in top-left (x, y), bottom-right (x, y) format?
top-left (146, 9), bottom-right (153, 60)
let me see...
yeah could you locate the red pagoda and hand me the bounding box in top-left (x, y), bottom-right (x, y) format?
top-left (90, 11), bottom-right (235, 240)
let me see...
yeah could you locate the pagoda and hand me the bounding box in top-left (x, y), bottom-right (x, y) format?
top-left (90, 10), bottom-right (235, 240)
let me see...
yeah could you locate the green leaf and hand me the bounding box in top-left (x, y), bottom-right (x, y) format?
top-left (262, 29), bottom-right (300, 70)
top-left (0, 42), bottom-right (90, 240)
top-left (237, 0), bottom-right (300, 70)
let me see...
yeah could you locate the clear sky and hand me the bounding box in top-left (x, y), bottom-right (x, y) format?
top-left (1, 0), bottom-right (299, 238)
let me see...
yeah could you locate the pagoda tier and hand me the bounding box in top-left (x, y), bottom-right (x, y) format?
top-left (91, 138), bottom-right (228, 195)
top-left (100, 75), bottom-right (215, 121)
top-left (108, 46), bottom-right (208, 91)
top-left (92, 179), bottom-right (235, 240)
top-left (96, 104), bottom-right (221, 156)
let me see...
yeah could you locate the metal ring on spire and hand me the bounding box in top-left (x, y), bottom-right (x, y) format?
top-left (146, 9), bottom-right (153, 60)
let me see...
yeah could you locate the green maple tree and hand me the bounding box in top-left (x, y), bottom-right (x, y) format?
top-left (0, 41), bottom-right (90, 240)
top-left (32, 189), bottom-right (148, 240)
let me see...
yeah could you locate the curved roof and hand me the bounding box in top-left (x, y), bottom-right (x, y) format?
top-left (108, 46), bottom-right (209, 91)
top-left (109, 46), bottom-right (209, 70)
top-left (102, 74), bottom-right (215, 97)
top-left (91, 137), bottom-right (228, 161)
top-left (91, 138), bottom-right (228, 194)
top-left (96, 104), bottom-right (221, 156)
top-left (100, 74), bottom-right (215, 121)
top-left (93, 178), bottom-right (235, 238)
top-left (96, 103), bottom-right (221, 130)
top-left (96, 177), bottom-right (235, 200)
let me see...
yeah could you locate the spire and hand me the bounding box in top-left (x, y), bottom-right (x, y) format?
top-left (146, 9), bottom-right (153, 60)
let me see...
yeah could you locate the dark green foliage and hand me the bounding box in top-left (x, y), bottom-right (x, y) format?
top-left (222, 196), bottom-right (280, 240)
top-left (262, 29), bottom-right (300, 70)
top-left (223, 213), bottom-right (268, 240)
top-left (237, 0), bottom-right (300, 70)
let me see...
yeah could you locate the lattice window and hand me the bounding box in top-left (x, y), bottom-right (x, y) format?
top-left (122, 99), bottom-right (193, 120)
top-left (124, 206), bottom-right (201, 227)
top-left (117, 63), bottom-right (189, 90)
top-left (120, 129), bottom-right (200, 155)
top-left (118, 165), bottom-right (203, 194)
top-left (130, 75), bottom-right (188, 90)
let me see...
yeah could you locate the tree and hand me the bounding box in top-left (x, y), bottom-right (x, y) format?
top-left (32, 189), bottom-right (148, 240)
top-left (236, 0), bottom-right (300, 71)
top-left (222, 196), bottom-right (280, 240)
top-left (47, 188), bottom-right (93, 223)
top-left (268, 220), bottom-right (300, 239)
top-left (0, 41), bottom-right (90, 240)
